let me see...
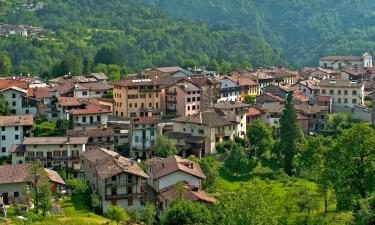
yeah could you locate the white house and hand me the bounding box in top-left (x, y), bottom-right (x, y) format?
top-left (319, 52), bottom-right (372, 69)
top-left (0, 87), bottom-right (38, 116)
top-left (0, 115), bottom-right (33, 157)
top-left (129, 117), bottom-right (159, 159)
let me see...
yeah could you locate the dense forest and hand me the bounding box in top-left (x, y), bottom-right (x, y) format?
top-left (0, 0), bottom-right (374, 78)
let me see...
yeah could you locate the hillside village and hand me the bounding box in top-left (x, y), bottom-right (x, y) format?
top-left (0, 52), bottom-right (375, 224)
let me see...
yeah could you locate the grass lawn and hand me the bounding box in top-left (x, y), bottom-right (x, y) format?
top-left (2, 195), bottom-right (116, 225)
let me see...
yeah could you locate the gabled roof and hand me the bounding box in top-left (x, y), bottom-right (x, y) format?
top-left (144, 155), bottom-right (206, 180)
top-left (318, 79), bottom-right (365, 88)
top-left (246, 107), bottom-right (261, 117)
top-left (188, 77), bottom-right (220, 86)
top-left (66, 127), bottom-right (115, 138)
top-left (66, 102), bottom-right (111, 115)
top-left (89, 73), bottom-right (108, 80)
top-left (23, 137), bottom-right (88, 145)
top-left (227, 75), bottom-right (257, 86)
top-left (0, 115), bottom-right (33, 127)
top-left (159, 183), bottom-right (216, 203)
top-left (0, 79), bottom-right (29, 90)
top-left (44, 168), bottom-right (66, 185)
top-left (320, 56), bottom-right (362, 61)
top-left (213, 101), bottom-right (249, 110)
top-left (74, 82), bottom-right (113, 91)
top-left (82, 148), bottom-right (149, 180)
top-left (172, 111), bottom-right (232, 127)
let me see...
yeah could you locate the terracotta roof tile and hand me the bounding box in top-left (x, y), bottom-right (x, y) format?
top-left (0, 79), bottom-right (28, 90)
top-left (246, 107), bottom-right (261, 116)
top-left (23, 137), bottom-right (88, 145)
top-left (44, 168), bottom-right (65, 185)
top-left (159, 183), bottom-right (216, 203)
top-left (67, 127), bottom-right (115, 137)
top-left (172, 111), bottom-right (232, 127)
top-left (320, 56), bottom-right (362, 61)
top-left (0, 115), bottom-right (33, 127)
top-left (0, 164), bottom-right (30, 184)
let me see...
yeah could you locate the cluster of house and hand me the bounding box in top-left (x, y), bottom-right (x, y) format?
top-left (0, 52), bottom-right (374, 213)
top-left (0, 23), bottom-right (44, 37)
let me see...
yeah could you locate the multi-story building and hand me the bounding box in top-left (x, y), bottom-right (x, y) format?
top-left (113, 78), bottom-right (162, 118)
top-left (217, 77), bottom-right (240, 102)
top-left (67, 127), bottom-right (116, 151)
top-left (0, 115), bottom-right (33, 157)
top-left (317, 79), bottom-right (365, 112)
top-left (165, 80), bottom-right (202, 116)
top-left (320, 52), bottom-right (372, 69)
top-left (227, 76), bottom-right (258, 102)
top-left (294, 104), bottom-right (329, 133)
top-left (73, 82), bottom-right (113, 98)
top-left (10, 137), bottom-right (88, 178)
top-left (170, 110), bottom-right (242, 157)
top-left (81, 148), bottom-right (149, 213)
top-left (291, 78), bottom-right (320, 104)
top-left (0, 86), bottom-right (38, 116)
top-left (248, 70), bottom-right (275, 94)
top-left (129, 117), bottom-right (159, 159)
top-left (188, 77), bottom-right (220, 111)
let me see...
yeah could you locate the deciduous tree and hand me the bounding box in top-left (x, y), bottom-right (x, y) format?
top-left (155, 135), bottom-right (177, 158)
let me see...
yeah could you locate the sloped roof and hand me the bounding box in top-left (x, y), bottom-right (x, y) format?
top-left (172, 111), bottom-right (232, 127)
top-left (159, 183), bottom-right (216, 203)
top-left (213, 101), bottom-right (249, 110)
top-left (44, 168), bottom-right (65, 185)
top-left (66, 127), bottom-right (115, 138)
top-left (144, 155), bottom-right (205, 180)
top-left (90, 73), bottom-right (108, 80)
top-left (0, 115), bottom-right (33, 127)
top-left (320, 56), bottom-right (362, 61)
top-left (0, 79), bottom-right (28, 90)
top-left (74, 82), bottom-right (113, 91)
top-left (23, 137), bottom-right (88, 145)
top-left (0, 164), bottom-right (30, 184)
top-left (227, 75), bottom-right (257, 86)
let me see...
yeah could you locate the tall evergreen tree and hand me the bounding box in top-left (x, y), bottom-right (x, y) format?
top-left (278, 92), bottom-right (304, 176)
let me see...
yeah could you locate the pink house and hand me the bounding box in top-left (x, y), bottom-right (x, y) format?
top-left (165, 80), bottom-right (202, 116)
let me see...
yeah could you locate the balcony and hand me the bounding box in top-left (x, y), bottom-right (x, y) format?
top-left (26, 156), bottom-right (79, 161)
top-left (166, 91), bottom-right (177, 96)
top-left (215, 132), bottom-right (225, 138)
top-left (106, 180), bottom-right (135, 186)
top-left (166, 99), bottom-right (177, 104)
top-left (105, 193), bottom-right (145, 200)
top-left (139, 88), bottom-right (160, 93)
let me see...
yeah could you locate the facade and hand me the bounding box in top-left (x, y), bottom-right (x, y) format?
top-left (81, 148), bottom-right (149, 213)
top-left (248, 70), bottom-right (275, 94)
top-left (263, 84), bottom-right (292, 99)
top-left (67, 127), bottom-right (116, 151)
top-left (319, 52), bottom-right (373, 69)
top-left (73, 82), bottom-right (113, 98)
top-left (259, 102), bottom-right (284, 127)
top-left (165, 81), bottom-right (202, 116)
top-left (129, 117), bottom-right (159, 159)
top-left (10, 137), bottom-right (88, 177)
top-left (318, 79), bottom-right (365, 111)
top-left (227, 76), bottom-right (258, 102)
top-left (294, 104), bottom-right (329, 133)
top-left (0, 87), bottom-right (38, 116)
top-left (291, 79), bottom-right (320, 103)
top-left (189, 77), bottom-right (220, 111)
top-left (170, 110), bottom-right (241, 156)
top-left (217, 78), bottom-right (240, 102)
top-left (113, 78), bottom-right (162, 118)
top-left (0, 115), bottom-right (33, 157)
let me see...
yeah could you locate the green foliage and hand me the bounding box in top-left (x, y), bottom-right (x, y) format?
top-left (0, 52), bottom-right (12, 75)
top-left (66, 179), bottom-right (89, 195)
top-left (32, 119), bottom-right (68, 137)
top-left (327, 123), bottom-right (375, 210)
top-left (161, 201), bottom-right (212, 225)
top-left (277, 93), bottom-right (305, 176)
top-left (199, 157), bottom-right (219, 192)
top-left (0, 92), bottom-right (11, 115)
top-left (247, 119), bottom-right (273, 158)
top-left (215, 140), bottom-right (235, 154)
top-left (90, 192), bottom-right (101, 212)
top-left (353, 193), bottom-right (375, 225)
top-left (94, 64), bottom-right (129, 82)
top-left (326, 113), bottom-right (361, 136)
top-left (365, 100), bottom-right (372, 108)
top-left (155, 135), bottom-right (177, 158)
top-left (224, 144), bottom-right (252, 175)
top-left (144, 202), bottom-right (156, 225)
top-left (107, 205), bottom-right (129, 225)
top-left (244, 94), bottom-right (256, 105)
top-left (212, 179), bottom-right (282, 225)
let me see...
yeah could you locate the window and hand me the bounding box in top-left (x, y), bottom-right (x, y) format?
top-left (34, 145), bottom-right (37, 148)
top-left (338, 90), bottom-right (341, 95)
top-left (135, 136), bottom-right (139, 143)
top-left (156, 93), bottom-right (158, 97)
top-left (97, 116), bottom-right (101, 121)
top-left (329, 90), bottom-right (334, 95)
top-left (15, 126), bottom-right (18, 131)
top-left (112, 176), bottom-right (116, 181)
top-left (150, 129), bottom-right (154, 137)
top-left (344, 98), bottom-right (348, 103)
top-left (1, 127), bottom-right (5, 131)
top-left (352, 90), bottom-right (357, 96)
top-left (321, 115), bottom-right (325, 119)
top-left (128, 197), bottom-right (133, 207)
top-left (27, 152), bottom-right (35, 157)
top-left (149, 102), bottom-right (152, 107)
top-left (198, 129), bottom-right (204, 135)
top-left (197, 97), bottom-right (200, 101)
top-left (135, 103), bottom-right (137, 108)
top-left (187, 106), bottom-right (190, 110)
top-left (187, 98), bottom-right (191, 102)
top-left (36, 152), bottom-right (43, 157)
top-left (129, 103), bottom-right (132, 108)
top-left (82, 91), bottom-right (88, 96)
top-left (338, 98), bottom-right (341, 103)
top-left (192, 105), bottom-right (196, 110)
top-left (128, 186), bottom-right (133, 194)
top-left (14, 192), bottom-right (19, 198)
top-left (352, 99), bottom-right (357, 104)
top-left (15, 135), bottom-right (19, 140)
top-left (183, 127), bottom-right (186, 132)
top-left (12, 94), bottom-right (16, 98)
top-left (12, 101), bottom-right (16, 106)
top-left (192, 97), bottom-right (196, 102)
top-left (344, 90), bottom-right (348, 95)
top-left (1, 147), bottom-right (5, 153)
top-left (128, 174), bottom-right (132, 183)
top-left (60, 145), bottom-right (63, 148)
top-left (156, 102), bottom-right (159, 109)
top-left (322, 89), bottom-right (326, 94)
top-left (1, 135), bottom-right (5, 140)
top-left (82, 117), bottom-right (86, 123)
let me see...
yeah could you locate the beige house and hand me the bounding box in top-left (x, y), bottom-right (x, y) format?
top-left (227, 76), bottom-right (258, 102)
top-left (318, 79), bottom-right (365, 112)
top-left (165, 81), bottom-right (202, 116)
top-left (10, 137), bottom-right (88, 178)
top-left (81, 148), bottom-right (149, 213)
top-left (170, 107), bottom-right (246, 157)
top-left (66, 127), bottom-right (116, 151)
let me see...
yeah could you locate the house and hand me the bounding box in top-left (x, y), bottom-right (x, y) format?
top-left (316, 95), bottom-right (333, 113)
top-left (73, 82), bottom-right (113, 98)
top-left (0, 164), bottom-right (65, 205)
top-left (165, 80), bottom-right (202, 116)
top-left (226, 75), bottom-right (258, 102)
top-left (88, 73), bottom-right (108, 83)
top-left (256, 93), bottom-right (285, 104)
top-left (188, 77), bottom-right (220, 111)
top-left (67, 127), bottom-right (116, 151)
top-left (246, 107), bottom-right (261, 124)
top-left (170, 110), bottom-right (240, 157)
top-left (113, 78), bottom-right (164, 118)
top-left (258, 102), bottom-right (284, 127)
top-left (129, 117), bottom-right (159, 159)
top-left (66, 100), bottom-right (111, 130)
top-left (294, 104), bottom-right (329, 133)
top-left (81, 148), bottom-right (149, 213)
top-left (317, 79), bottom-right (365, 112)
top-left (141, 67), bottom-right (183, 78)
top-left (341, 68), bottom-right (367, 81)
top-left (0, 86), bottom-right (38, 116)
top-left (10, 137), bottom-right (88, 178)
top-left (263, 83), bottom-right (292, 99)
top-left (291, 78), bottom-right (320, 103)
top-left (0, 115), bottom-right (33, 157)
top-left (248, 70), bottom-right (275, 94)
top-left (319, 52), bottom-right (372, 69)
top-left (266, 67), bottom-right (298, 85)
top-left (217, 77), bottom-right (240, 102)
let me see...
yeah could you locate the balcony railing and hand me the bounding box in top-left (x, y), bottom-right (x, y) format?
top-left (139, 89), bottom-right (160, 93)
top-left (105, 193), bottom-right (145, 200)
top-left (166, 99), bottom-right (177, 104)
top-left (166, 91), bottom-right (177, 95)
top-left (26, 156), bottom-right (80, 161)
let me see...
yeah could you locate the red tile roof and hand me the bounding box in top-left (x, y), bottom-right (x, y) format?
top-left (131, 116), bottom-right (159, 125)
top-left (227, 75), bottom-right (257, 86)
top-left (0, 115), bottom-right (33, 127)
top-left (0, 79), bottom-right (28, 90)
top-left (159, 183), bottom-right (216, 203)
top-left (246, 107), bottom-right (261, 116)
top-left (67, 102), bottom-right (111, 115)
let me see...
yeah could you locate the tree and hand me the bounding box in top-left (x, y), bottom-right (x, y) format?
top-left (325, 113), bottom-right (360, 136)
top-left (161, 201), bottom-right (212, 225)
top-left (95, 45), bottom-right (123, 66)
top-left (144, 202), bottom-right (156, 225)
top-left (107, 205), bottom-right (129, 225)
top-left (212, 179), bottom-right (281, 225)
top-left (328, 123), bottom-right (375, 210)
top-left (32, 121), bottom-right (59, 137)
top-left (27, 161), bottom-right (51, 215)
top-left (277, 92), bottom-right (305, 176)
top-left (199, 157), bottom-right (219, 192)
top-left (353, 193), bottom-right (375, 225)
top-left (224, 144), bottom-right (250, 175)
top-left (90, 192), bottom-right (101, 212)
top-left (155, 135), bottom-right (177, 158)
top-left (0, 52), bottom-right (12, 76)
top-left (0, 93), bottom-right (11, 116)
top-left (247, 119), bottom-right (273, 158)
top-left (244, 94), bottom-right (256, 105)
